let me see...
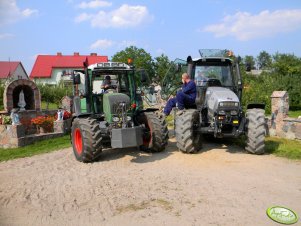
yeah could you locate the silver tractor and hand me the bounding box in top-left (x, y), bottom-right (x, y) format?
top-left (162, 49), bottom-right (266, 154)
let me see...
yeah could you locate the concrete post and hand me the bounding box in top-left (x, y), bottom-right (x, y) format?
top-left (270, 91), bottom-right (289, 136)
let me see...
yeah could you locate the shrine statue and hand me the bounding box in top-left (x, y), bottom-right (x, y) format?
top-left (10, 109), bottom-right (20, 125)
top-left (18, 89), bottom-right (26, 111)
top-left (57, 109), bottom-right (63, 121)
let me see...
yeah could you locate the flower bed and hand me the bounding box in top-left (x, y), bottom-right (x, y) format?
top-left (31, 115), bottom-right (55, 133)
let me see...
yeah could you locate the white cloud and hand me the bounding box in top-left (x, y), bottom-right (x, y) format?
top-left (75, 13), bottom-right (93, 22)
top-left (22, 8), bottom-right (38, 17)
top-left (77, 0), bottom-right (112, 9)
top-left (0, 33), bottom-right (14, 39)
top-left (75, 4), bottom-right (153, 28)
top-left (0, 0), bottom-right (38, 26)
top-left (90, 39), bottom-right (113, 49)
top-left (203, 9), bottom-right (301, 41)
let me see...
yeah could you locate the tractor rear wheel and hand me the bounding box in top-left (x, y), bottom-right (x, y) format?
top-left (245, 108), bottom-right (266, 154)
top-left (175, 109), bottom-right (202, 153)
top-left (139, 112), bottom-right (168, 152)
top-left (71, 117), bottom-right (102, 162)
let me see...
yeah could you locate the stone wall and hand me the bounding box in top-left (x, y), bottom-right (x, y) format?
top-left (0, 110), bottom-right (62, 148)
top-left (269, 91), bottom-right (301, 140)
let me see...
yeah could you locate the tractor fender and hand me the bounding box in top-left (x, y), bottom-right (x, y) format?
top-left (247, 103), bottom-right (265, 110)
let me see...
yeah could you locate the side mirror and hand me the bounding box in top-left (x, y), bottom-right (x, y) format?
top-left (140, 70), bottom-right (147, 83)
top-left (73, 73), bottom-right (81, 84)
top-left (245, 63), bottom-right (251, 72)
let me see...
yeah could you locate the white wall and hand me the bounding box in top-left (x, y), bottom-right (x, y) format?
top-left (12, 64), bottom-right (28, 80)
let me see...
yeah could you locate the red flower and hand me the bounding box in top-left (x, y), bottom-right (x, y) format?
top-left (31, 115), bottom-right (55, 130)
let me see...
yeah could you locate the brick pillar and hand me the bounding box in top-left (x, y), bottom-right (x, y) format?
top-left (270, 91), bottom-right (289, 136)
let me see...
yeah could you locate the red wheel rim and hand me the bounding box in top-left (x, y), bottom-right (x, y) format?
top-left (74, 128), bottom-right (83, 155)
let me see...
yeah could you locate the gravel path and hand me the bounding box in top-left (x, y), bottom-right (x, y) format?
top-left (0, 137), bottom-right (300, 226)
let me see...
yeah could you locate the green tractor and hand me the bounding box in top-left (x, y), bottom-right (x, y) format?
top-left (161, 49), bottom-right (266, 154)
top-left (71, 60), bottom-right (168, 163)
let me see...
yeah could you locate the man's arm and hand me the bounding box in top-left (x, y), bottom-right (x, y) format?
top-left (182, 81), bottom-right (196, 94)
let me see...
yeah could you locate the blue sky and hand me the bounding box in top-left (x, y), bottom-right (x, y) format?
top-left (1, 0), bottom-right (301, 73)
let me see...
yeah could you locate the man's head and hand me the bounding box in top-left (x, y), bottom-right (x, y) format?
top-left (105, 75), bottom-right (111, 80)
top-left (181, 73), bottom-right (190, 84)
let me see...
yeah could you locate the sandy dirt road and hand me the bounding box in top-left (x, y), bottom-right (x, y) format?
top-left (0, 137), bottom-right (300, 226)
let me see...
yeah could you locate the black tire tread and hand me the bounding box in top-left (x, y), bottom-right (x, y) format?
top-left (141, 112), bottom-right (169, 152)
top-left (175, 109), bottom-right (201, 153)
top-left (245, 109), bottom-right (266, 154)
top-left (71, 117), bottom-right (102, 162)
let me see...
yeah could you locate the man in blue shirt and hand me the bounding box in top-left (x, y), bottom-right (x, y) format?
top-left (163, 73), bottom-right (197, 116)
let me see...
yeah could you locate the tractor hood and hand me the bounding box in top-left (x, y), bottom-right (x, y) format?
top-left (205, 87), bottom-right (239, 113)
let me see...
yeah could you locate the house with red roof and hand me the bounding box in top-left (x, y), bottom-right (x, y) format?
top-left (30, 52), bottom-right (108, 84)
top-left (0, 61), bottom-right (28, 82)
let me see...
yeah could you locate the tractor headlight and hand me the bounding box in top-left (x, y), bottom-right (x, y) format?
top-left (112, 117), bottom-right (120, 122)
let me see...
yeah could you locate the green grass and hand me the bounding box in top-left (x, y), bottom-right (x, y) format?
top-left (265, 137), bottom-right (301, 159)
top-left (234, 136), bottom-right (301, 160)
top-left (0, 135), bottom-right (71, 162)
top-left (288, 110), bottom-right (301, 118)
top-left (41, 101), bottom-right (59, 110)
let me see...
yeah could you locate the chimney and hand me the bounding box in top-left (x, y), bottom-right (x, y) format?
top-left (90, 53), bottom-right (97, 56)
top-left (74, 52), bottom-right (80, 56)
top-left (57, 52), bottom-right (62, 56)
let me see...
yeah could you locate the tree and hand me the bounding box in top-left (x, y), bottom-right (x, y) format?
top-left (244, 55), bottom-right (256, 71)
top-left (257, 51), bottom-right (272, 69)
top-left (272, 53), bottom-right (301, 76)
top-left (153, 54), bottom-right (171, 81)
top-left (111, 46), bottom-right (155, 79)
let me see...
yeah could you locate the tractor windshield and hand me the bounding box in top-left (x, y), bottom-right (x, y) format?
top-left (91, 70), bottom-right (134, 96)
top-left (193, 62), bottom-right (234, 88)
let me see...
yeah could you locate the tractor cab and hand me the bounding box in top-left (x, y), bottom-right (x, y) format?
top-left (188, 49), bottom-right (242, 107)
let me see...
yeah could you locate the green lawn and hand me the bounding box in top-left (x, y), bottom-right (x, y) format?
top-left (0, 135), bottom-right (71, 162)
top-left (265, 137), bottom-right (301, 159)
top-left (41, 101), bottom-right (59, 110)
top-left (288, 110), bottom-right (301, 118)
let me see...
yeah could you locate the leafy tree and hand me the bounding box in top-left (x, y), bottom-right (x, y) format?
top-left (111, 46), bottom-right (155, 79)
top-left (272, 53), bottom-right (301, 76)
top-left (243, 55), bottom-right (256, 71)
top-left (257, 51), bottom-right (272, 69)
top-left (153, 54), bottom-right (171, 81)
top-left (36, 81), bottom-right (72, 107)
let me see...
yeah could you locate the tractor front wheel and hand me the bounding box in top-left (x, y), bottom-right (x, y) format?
top-left (175, 109), bottom-right (202, 153)
top-left (71, 117), bottom-right (102, 162)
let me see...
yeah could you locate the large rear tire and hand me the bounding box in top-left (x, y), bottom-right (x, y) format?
top-left (139, 112), bottom-right (168, 152)
top-left (245, 108), bottom-right (265, 154)
top-left (175, 109), bottom-right (202, 153)
top-left (71, 117), bottom-right (102, 162)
